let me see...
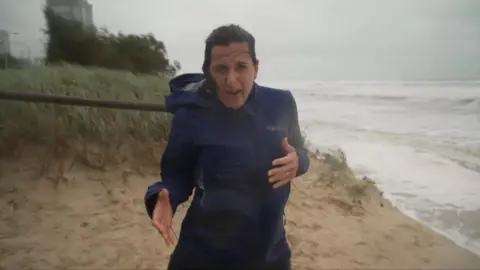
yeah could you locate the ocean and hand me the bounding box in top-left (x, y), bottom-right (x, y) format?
top-left (263, 80), bottom-right (480, 256)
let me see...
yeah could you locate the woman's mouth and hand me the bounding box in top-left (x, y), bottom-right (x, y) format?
top-left (226, 90), bottom-right (242, 95)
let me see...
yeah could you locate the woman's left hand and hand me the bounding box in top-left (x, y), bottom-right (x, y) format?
top-left (268, 138), bottom-right (299, 189)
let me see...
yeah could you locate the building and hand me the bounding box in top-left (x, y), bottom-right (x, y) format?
top-left (46, 0), bottom-right (93, 27)
top-left (0, 30), bottom-right (11, 55)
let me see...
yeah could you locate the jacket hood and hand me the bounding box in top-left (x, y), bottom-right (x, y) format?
top-left (165, 73), bottom-right (259, 114)
top-left (165, 73), bottom-right (209, 113)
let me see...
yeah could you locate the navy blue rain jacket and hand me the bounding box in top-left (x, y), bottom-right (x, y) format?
top-left (144, 73), bottom-right (309, 267)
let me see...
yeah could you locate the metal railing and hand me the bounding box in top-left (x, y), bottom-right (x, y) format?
top-left (0, 90), bottom-right (167, 112)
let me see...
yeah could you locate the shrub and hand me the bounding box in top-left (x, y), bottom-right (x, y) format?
top-left (0, 65), bottom-right (171, 157)
top-left (43, 7), bottom-right (181, 77)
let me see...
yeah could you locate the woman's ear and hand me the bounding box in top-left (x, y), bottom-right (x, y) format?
top-left (254, 62), bottom-right (259, 80)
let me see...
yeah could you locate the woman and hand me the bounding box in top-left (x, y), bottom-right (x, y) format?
top-left (144, 24), bottom-right (309, 270)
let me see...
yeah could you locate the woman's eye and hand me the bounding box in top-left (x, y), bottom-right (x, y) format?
top-left (236, 65), bottom-right (247, 71)
top-left (215, 66), bottom-right (228, 73)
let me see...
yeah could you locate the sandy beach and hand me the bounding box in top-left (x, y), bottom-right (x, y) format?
top-left (0, 144), bottom-right (479, 270)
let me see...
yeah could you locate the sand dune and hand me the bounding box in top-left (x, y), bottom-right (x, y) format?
top-left (1, 146), bottom-right (480, 270)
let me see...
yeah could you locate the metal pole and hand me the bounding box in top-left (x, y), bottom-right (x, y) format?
top-left (0, 90), bottom-right (167, 112)
top-left (1, 40), bottom-right (6, 69)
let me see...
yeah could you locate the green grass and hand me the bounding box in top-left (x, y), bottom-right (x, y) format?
top-left (0, 64), bottom-right (172, 157)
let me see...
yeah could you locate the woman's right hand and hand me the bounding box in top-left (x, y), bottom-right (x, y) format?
top-left (152, 189), bottom-right (176, 246)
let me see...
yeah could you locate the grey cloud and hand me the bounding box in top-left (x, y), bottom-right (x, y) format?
top-left (1, 0), bottom-right (479, 80)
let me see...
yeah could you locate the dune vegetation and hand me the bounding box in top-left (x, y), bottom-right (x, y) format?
top-left (0, 65), bottom-right (173, 173)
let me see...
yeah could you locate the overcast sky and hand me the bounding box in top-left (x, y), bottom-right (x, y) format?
top-left (1, 0), bottom-right (479, 81)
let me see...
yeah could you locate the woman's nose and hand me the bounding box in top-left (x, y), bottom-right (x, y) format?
top-left (224, 71), bottom-right (239, 87)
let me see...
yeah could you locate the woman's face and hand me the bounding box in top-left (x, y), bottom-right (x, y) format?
top-left (208, 42), bottom-right (259, 109)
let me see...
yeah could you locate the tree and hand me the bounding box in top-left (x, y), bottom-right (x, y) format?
top-left (43, 6), bottom-right (180, 76)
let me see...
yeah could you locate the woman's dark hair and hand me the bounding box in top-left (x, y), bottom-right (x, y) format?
top-left (202, 24), bottom-right (259, 76)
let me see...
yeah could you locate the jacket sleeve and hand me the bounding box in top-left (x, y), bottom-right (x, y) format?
top-left (286, 91), bottom-right (310, 177)
top-left (144, 109), bottom-right (197, 218)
